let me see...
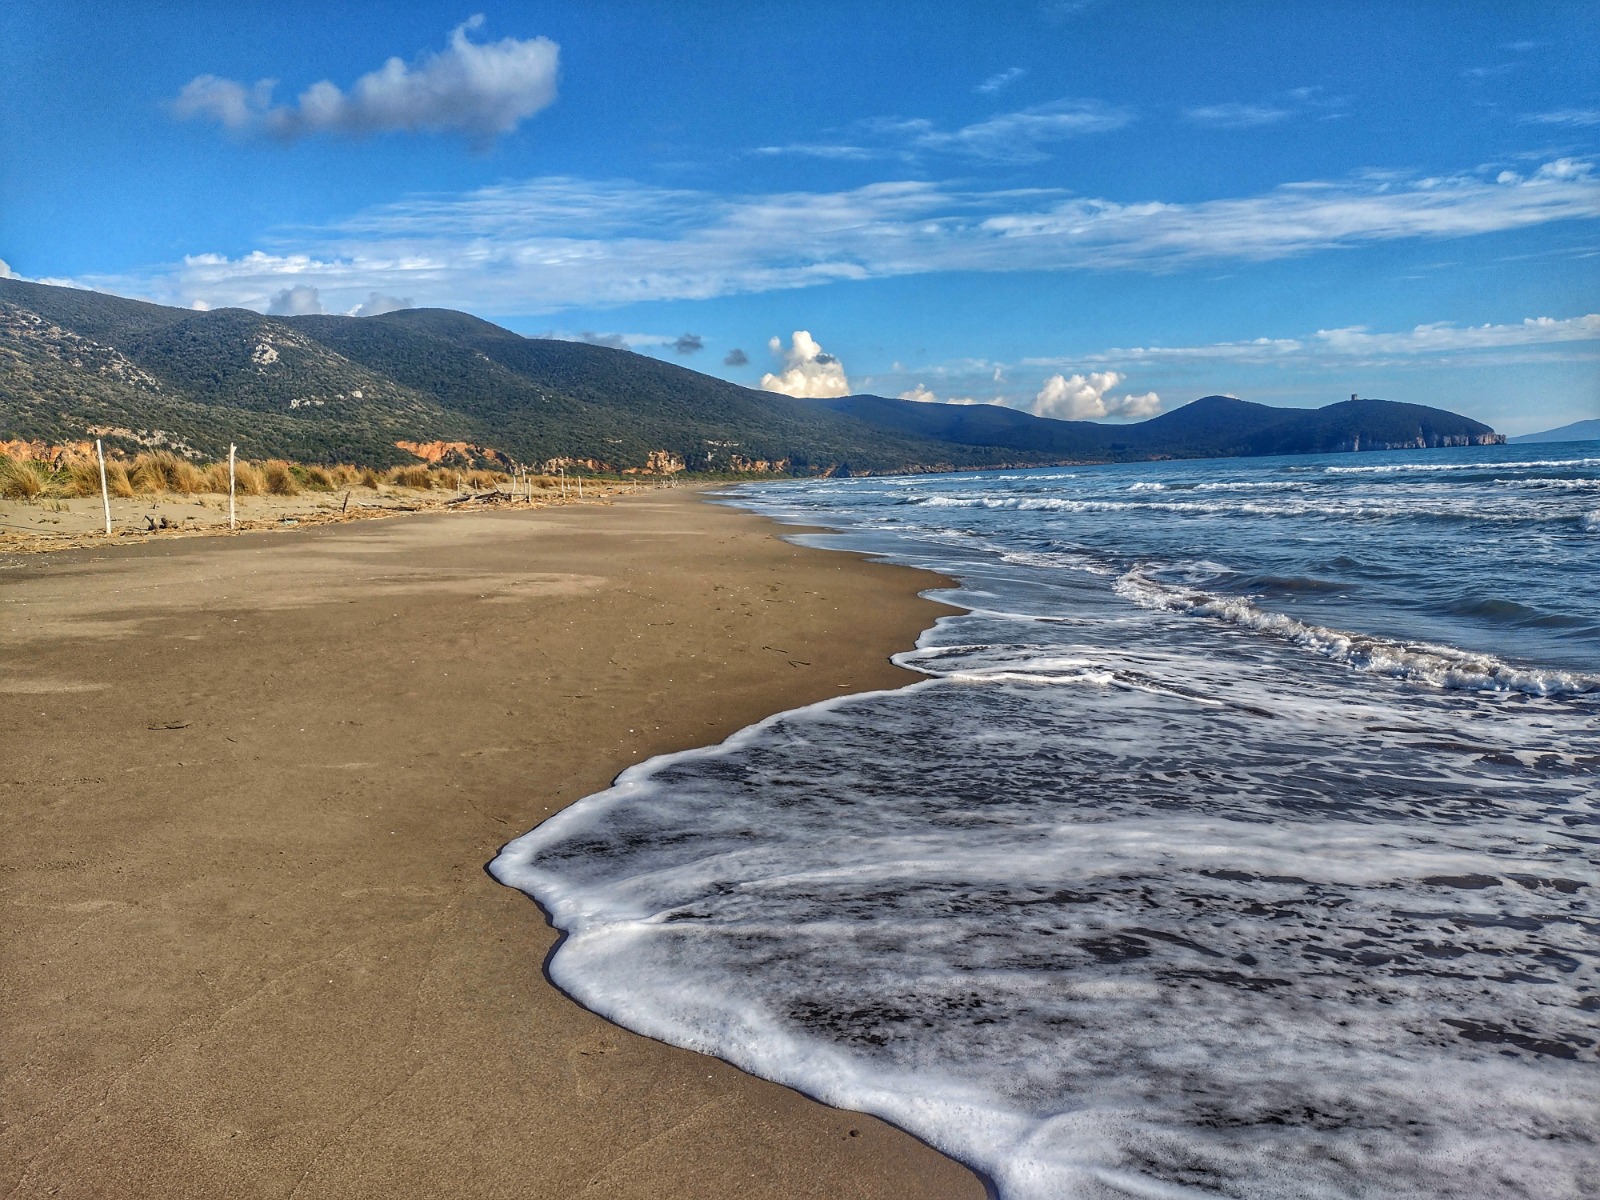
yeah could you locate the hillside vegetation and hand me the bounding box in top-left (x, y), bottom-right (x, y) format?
top-left (0, 278), bottom-right (1503, 474)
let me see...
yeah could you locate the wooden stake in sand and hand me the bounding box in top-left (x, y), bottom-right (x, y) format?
top-left (95, 438), bottom-right (112, 536)
top-left (577, 474), bottom-right (584, 499)
top-left (228, 444), bottom-right (237, 530)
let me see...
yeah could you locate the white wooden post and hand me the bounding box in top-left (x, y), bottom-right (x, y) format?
top-left (228, 443), bottom-right (237, 530)
top-left (95, 439), bottom-right (111, 536)
top-left (577, 474), bottom-right (584, 499)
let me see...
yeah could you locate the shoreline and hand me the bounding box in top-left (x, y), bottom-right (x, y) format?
top-left (1, 489), bottom-right (985, 1199)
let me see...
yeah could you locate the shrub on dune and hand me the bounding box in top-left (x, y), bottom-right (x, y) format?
top-left (170, 459), bottom-right (205, 494)
top-left (0, 455), bottom-right (47, 499)
top-left (129, 453), bottom-right (170, 494)
top-left (62, 459), bottom-right (104, 497)
top-left (106, 462), bottom-right (135, 498)
top-left (232, 461), bottom-right (264, 495)
top-left (389, 464), bottom-right (433, 490)
top-left (127, 451), bottom-right (203, 494)
top-left (261, 460), bottom-right (300, 495)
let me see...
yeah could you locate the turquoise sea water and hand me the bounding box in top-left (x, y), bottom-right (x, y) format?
top-left (496, 442), bottom-right (1600, 1199)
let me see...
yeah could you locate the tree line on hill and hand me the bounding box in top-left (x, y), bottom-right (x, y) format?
top-left (0, 277), bottom-right (1503, 475)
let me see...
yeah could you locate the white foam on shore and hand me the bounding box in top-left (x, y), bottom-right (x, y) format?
top-left (495, 594), bottom-right (1600, 1199)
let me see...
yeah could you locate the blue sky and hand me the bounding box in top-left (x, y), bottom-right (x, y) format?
top-left (3, 1), bottom-right (1597, 433)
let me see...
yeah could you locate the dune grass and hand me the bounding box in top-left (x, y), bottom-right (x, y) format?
top-left (1, 449), bottom-right (538, 507)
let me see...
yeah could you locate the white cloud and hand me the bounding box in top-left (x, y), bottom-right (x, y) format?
top-left (899, 384), bottom-right (939, 402)
top-left (760, 331), bottom-right (850, 398)
top-left (1523, 109), bottom-right (1600, 128)
top-left (171, 17), bottom-right (558, 146)
top-left (758, 98), bottom-right (1131, 164)
top-left (1312, 314), bottom-right (1600, 355)
top-left (1114, 390), bottom-right (1164, 418)
top-left (1185, 103), bottom-right (1292, 128)
top-left (351, 291), bottom-right (413, 317)
top-left (0, 257), bottom-right (13, 278)
top-left (1183, 88), bottom-right (1346, 129)
top-left (752, 143), bottom-right (875, 160)
top-left (266, 284), bottom-right (323, 315)
top-left (1038, 313), bottom-right (1600, 369)
top-left (977, 67), bottom-right (1027, 95)
top-left (1030, 371), bottom-right (1163, 420)
top-left (877, 99), bottom-right (1133, 162)
top-left (66, 159), bottom-right (1600, 315)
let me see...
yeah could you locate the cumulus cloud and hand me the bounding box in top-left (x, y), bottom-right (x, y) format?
top-left (1031, 371), bottom-right (1163, 420)
top-left (760, 331), bottom-right (850, 398)
top-left (171, 16), bottom-right (558, 146)
top-left (723, 347), bottom-right (749, 366)
top-left (899, 384), bottom-right (939, 402)
top-left (351, 291), bottom-right (413, 317)
top-left (672, 332), bottom-right (704, 355)
top-left (266, 284), bottom-right (324, 315)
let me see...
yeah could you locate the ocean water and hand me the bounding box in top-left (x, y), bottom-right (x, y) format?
top-left (493, 442), bottom-right (1600, 1199)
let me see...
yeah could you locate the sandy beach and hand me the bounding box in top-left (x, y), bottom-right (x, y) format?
top-left (1, 490), bottom-right (984, 1199)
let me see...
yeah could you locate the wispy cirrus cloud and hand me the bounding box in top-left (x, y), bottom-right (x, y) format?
top-left (170, 16), bottom-right (558, 147)
top-left (756, 98), bottom-right (1132, 164)
top-left (976, 67), bottom-right (1027, 95)
top-left (67, 159), bottom-right (1600, 316)
top-left (1184, 102), bottom-right (1293, 129)
top-left (1523, 109), bottom-right (1600, 128)
top-left (1023, 313), bottom-right (1600, 370)
top-left (1184, 87), bottom-right (1346, 129)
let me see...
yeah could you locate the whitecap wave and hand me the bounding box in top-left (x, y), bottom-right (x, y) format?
top-left (1325, 457), bottom-right (1600, 474)
top-left (1114, 569), bottom-right (1600, 695)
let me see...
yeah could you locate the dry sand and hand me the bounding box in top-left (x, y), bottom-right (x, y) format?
top-left (1, 490), bottom-right (986, 1199)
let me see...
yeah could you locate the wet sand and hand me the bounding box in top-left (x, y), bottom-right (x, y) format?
top-left (1, 490), bottom-right (984, 1199)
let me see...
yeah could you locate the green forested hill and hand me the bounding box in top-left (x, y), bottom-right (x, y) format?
top-left (0, 278), bottom-right (1504, 472)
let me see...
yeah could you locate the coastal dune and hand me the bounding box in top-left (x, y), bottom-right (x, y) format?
top-left (1, 491), bottom-right (983, 1199)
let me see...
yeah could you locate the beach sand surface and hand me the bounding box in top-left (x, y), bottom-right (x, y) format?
top-left (1, 491), bottom-right (984, 1199)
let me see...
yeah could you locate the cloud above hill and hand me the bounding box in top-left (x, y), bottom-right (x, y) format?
top-left (266, 284), bottom-right (323, 315)
top-left (171, 16), bottom-right (558, 146)
top-left (760, 332), bottom-right (850, 397)
top-left (351, 292), bottom-right (413, 317)
top-left (1031, 371), bottom-right (1162, 420)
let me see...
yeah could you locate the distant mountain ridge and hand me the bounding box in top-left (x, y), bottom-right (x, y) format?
top-left (0, 277), bottom-right (1504, 473)
top-left (1509, 418), bottom-right (1600, 444)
